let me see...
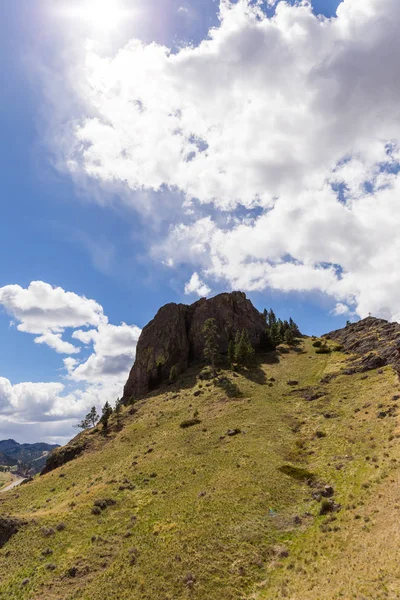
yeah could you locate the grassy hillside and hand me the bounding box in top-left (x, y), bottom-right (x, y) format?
top-left (0, 338), bottom-right (399, 599)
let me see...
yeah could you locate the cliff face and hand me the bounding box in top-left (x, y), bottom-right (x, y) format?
top-left (326, 316), bottom-right (400, 374)
top-left (123, 291), bottom-right (266, 400)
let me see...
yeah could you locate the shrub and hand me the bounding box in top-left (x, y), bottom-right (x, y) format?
top-left (41, 527), bottom-right (55, 537)
top-left (315, 341), bottom-right (331, 354)
top-left (312, 340), bottom-right (322, 348)
top-left (93, 498), bottom-right (117, 511)
top-left (180, 418), bottom-right (201, 429)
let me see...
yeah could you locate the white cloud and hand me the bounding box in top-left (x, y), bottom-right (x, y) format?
top-left (50, 0), bottom-right (400, 321)
top-left (0, 281), bottom-right (105, 354)
top-left (0, 283), bottom-right (141, 443)
top-left (69, 322), bottom-right (141, 382)
top-left (34, 332), bottom-right (81, 354)
top-left (332, 303), bottom-right (350, 317)
top-left (184, 272), bottom-right (211, 297)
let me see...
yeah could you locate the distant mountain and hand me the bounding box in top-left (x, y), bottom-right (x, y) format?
top-left (0, 439), bottom-right (59, 475)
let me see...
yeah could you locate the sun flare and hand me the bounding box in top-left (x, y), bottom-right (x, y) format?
top-left (61, 0), bottom-right (132, 32)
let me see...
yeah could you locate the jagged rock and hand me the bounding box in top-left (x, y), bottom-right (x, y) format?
top-left (326, 316), bottom-right (400, 376)
top-left (123, 292), bottom-right (266, 400)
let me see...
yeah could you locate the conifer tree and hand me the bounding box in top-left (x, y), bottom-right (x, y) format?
top-left (100, 401), bottom-right (113, 432)
top-left (235, 329), bottom-right (255, 367)
top-left (76, 406), bottom-right (99, 430)
top-left (259, 328), bottom-right (274, 352)
top-left (169, 364), bottom-right (178, 383)
top-left (228, 339), bottom-right (235, 366)
top-left (202, 318), bottom-right (220, 367)
top-left (284, 328), bottom-right (295, 346)
top-left (268, 309), bottom-right (277, 328)
top-left (270, 321), bottom-right (282, 346)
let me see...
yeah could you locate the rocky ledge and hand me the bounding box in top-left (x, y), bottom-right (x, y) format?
top-left (326, 316), bottom-right (400, 374)
top-left (122, 291), bottom-right (266, 400)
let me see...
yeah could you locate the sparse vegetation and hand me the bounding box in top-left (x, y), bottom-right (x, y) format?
top-left (0, 338), bottom-right (399, 600)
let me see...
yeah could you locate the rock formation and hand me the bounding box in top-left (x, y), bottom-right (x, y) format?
top-left (326, 316), bottom-right (400, 374)
top-left (122, 291), bottom-right (266, 400)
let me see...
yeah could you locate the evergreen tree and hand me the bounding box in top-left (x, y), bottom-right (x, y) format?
top-left (202, 318), bottom-right (220, 367)
top-left (88, 406), bottom-right (99, 427)
top-left (115, 399), bottom-right (123, 430)
top-left (227, 339), bottom-right (235, 366)
top-left (169, 364), bottom-right (178, 383)
top-left (263, 308), bottom-right (268, 322)
top-left (259, 328), bottom-right (274, 352)
top-left (270, 322), bottom-right (282, 346)
top-left (268, 309), bottom-right (277, 328)
top-left (76, 406), bottom-right (99, 430)
top-left (284, 328), bottom-right (295, 346)
top-left (289, 317), bottom-right (301, 337)
top-left (100, 401), bottom-right (113, 432)
top-left (235, 329), bottom-right (255, 367)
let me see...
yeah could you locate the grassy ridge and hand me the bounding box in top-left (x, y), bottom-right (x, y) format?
top-left (0, 339), bottom-right (399, 599)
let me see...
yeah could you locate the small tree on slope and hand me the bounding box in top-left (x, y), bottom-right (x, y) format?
top-left (203, 318), bottom-right (220, 367)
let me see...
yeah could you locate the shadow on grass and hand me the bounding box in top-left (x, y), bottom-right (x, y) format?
top-left (214, 375), bottom-right (243, 398)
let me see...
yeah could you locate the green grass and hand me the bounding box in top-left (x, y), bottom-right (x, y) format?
top-left (0, 339), bottom-right (399, 599)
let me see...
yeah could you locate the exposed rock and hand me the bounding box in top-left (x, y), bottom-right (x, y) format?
top-left (0, 517), bottom-right (25, 548)
top-left (326, 317), bottom-right (400, 376)
top-left (226, 428), bottom-right (241, 437)
top-left (123, 292), bottom-right (266, 400)
top-left (41, 435), bottom-right (87, 475)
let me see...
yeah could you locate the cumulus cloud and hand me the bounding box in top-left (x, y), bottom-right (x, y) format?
top-left (184, 272), bottom-right (211, 297)
top-left (34, 332), bottom-right (81, 354)
top-left (0, 283), bottom-right (141, 443)
top-left (53, 0), bottom-right (400, 321)
top-left (0, 281), bottom-right (105, 354)
top-left (69, 322), bottom-right (141, 382)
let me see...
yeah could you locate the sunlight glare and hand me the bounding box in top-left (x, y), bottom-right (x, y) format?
top-left (61, 0), bottom-right (133, 32)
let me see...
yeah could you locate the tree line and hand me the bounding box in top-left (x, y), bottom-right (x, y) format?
top-left (201, 307), bottom-right (301, 370)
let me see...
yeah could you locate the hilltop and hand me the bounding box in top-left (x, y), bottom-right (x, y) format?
top-left (0, 295), bottom-right (400, 599)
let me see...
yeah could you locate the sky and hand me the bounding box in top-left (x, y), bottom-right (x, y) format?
top-left (2, 0), bottom-right (400, 444)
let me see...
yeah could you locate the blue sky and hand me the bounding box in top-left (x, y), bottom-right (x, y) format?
top-left (2, 0), bottom-right (399, 443)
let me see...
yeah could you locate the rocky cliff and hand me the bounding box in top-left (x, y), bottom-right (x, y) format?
top-left (326, 316), bottom-right (400, 374)
top-left (122, 291), bottom-right (266, 400)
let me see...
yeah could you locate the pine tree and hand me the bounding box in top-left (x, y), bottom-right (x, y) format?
top-left (115, 399), bottom-right (123, 430)
top-left (270, 322), bottom-right (282, 346)
top-left (259, 328), bottom-right (274, 352)
top-left (268, 309), bottom-right (277, 328)
top-left (235, 329), bottom-right (255, 367)
top-left (284, 328), bottom-right (295, 346)
top-left (289, 317), bottom-right (301, 337)
top-left (76, 406), bottom-right (99, 430)
top-left (169, 365), bottom-right (178, 383)
top-left (228, 339), bottom-right (235, 367)
top-left (88, 406), bottom-right (99, 427)
top-left (100, 401), bottom-right (113, 432)
top-left (202, 318), bottom-right (220, 367)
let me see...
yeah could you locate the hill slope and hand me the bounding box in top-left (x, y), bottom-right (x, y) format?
top-left (0, 334), bottom-right (400, 599)
top-left (0, 440), bottom-right (59, 475)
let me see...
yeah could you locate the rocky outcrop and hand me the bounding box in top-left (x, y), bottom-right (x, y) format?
top-left (123, 292), bottom-right (266, 400)
top-left (0, 517), bottom-right (25, 548)
top-left (41, 436), bottom-right (87, 475)
top-left (326, 316), bottom-right (400, 375)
